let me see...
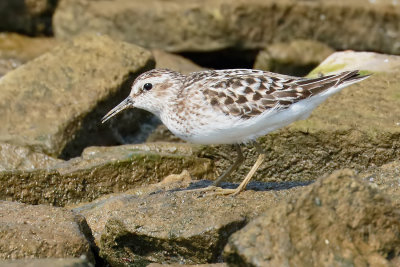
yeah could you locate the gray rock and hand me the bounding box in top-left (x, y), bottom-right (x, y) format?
top-left (0, 142), bottom-right (63, 171)
top-left (309, 50), bottom-right (400, 75)
top-left (360, 160), bottom-right (400, 209)
top-left (0, 33), bottom-right (59, 63)
top-left (74, 178), bottom-right (303, 265)
top-left (0, 58), bottom-right (22, 77)
top-left (54, 0), bottom-right (400, 54)
top-left (0, 143), bottom-right (213, 206)
top-left (0, 258), bottom-right (93, 267)
top-left (224, 169), bottom-right (400, 266)
top-left (0, 33), bottom-right (154, 158)
top-left (0, 201), bottom-right (94, 262)
top-left (148, 264), bottom-right (227, 267)
top-left (0, 33), bottom-right (59, 77)
top-left (254, 39), bottom-right (334, 76)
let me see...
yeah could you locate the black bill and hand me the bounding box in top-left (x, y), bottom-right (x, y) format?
top-left (101, 97), bottom-right (133, 123)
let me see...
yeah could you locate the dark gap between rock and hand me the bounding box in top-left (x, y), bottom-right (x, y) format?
top-left (179, 48), bottom-right (318, 76)
top-left (59, 67), bottom-right (160, 160)
top-left (179, 48), bottom-right (259, 70)
top-left (113, 219), bottom-right (247, 264)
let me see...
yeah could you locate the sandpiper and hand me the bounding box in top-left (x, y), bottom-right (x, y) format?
top-left (102, 68), bottom-right (370, 195)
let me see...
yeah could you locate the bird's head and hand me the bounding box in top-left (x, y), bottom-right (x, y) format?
top-left (101, 69), bottom-right (183, 123)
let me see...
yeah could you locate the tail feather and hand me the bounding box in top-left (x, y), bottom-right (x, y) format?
top-left (295, 70), bottom-right (370, 96)
top-left (336, 71), bottom-right (371, 87)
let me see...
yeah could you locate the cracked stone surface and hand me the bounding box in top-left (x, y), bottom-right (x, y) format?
top-left (0, 143), bottom-right (214, 206)
top-left (0, 201), bottom-right (94, 262)
top-left (0, 258), bottom-right (93, 267)
top-left (54, 0), bottom-right (400, 54)
top-left (72, 174), bottom-right (304, 265)
top-left (224, 169), bottom-right (400, 266)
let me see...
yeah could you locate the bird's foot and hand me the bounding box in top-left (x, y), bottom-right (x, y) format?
top-left (207, 187), bottom-right (242, 196)
top-left (183, 185), bottom-right (243, 197)
top-left (182, 185), bottom-right (219, 194)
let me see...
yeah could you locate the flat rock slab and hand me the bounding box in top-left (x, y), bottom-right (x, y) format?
top-left (73, 178), bottom-right (304, 265)
top-left (0, 33), bottom-right (59, 77)
top-left (309, 50), bottom-right (400, 75)
top-left (0, 33), bottom-right (154, 158)
top-left (54, 0), bottom-right (400, 54)
top-left (0, 143), bottom-right (213, 206)
top-left (148, 264), bottom-right (226, 267)
top-left (0, 258), bottom-right (93, 267)
top-left (0, 142), bottom-right (63, 171)
top-left (0, 201), bottom-right (94, 261)
top-left (0, 33), bottom-right (59, 63)
top-left (224, 169), bottom-right (400, 266)
top-left (192, 51), bottom-right (400, 184)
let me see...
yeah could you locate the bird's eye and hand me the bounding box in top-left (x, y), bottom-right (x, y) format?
top-left (143, 83), bottom-right (153, 91)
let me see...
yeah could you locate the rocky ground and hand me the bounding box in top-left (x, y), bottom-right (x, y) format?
top-left (0, 0), bottom-right (400, 266)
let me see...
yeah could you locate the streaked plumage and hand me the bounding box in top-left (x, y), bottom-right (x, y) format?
top-left (102, 68), bottom-right (370, 195)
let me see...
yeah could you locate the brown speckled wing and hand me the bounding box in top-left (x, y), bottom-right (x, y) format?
top-left (187, 69), bottom-right (362, 119)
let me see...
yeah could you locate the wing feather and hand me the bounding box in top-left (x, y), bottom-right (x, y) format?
top-left (184, 69), bottom-right (366, 119)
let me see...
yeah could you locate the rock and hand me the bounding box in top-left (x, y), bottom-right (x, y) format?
top-left (73, 178), bottom-right (304, 265)
top-left (0, 33), bottom-right (59, 63)
top-left (308, 50), bottom-right (400, 76)
top-left (0, 201), bottom-right (94, 262)
top-left (224, 169), bottom-right (400, 266)
top-left (253, 39), bottom-right (334, 76)
top-left (152, 49), bottom-right (207, 74)
top-left (148, 264), bottom-right (227, 267)
top-left (360, 160), bottom-right (400, 208)
top-left (0, 33), bottom-right (58, 77)
top-left (0, 258), bottom-right (93, 267)
top-left (0, 143), bottom-right (213, 206)
top-left (195, 51), bottom-right (400, 184)
top-left (54, 0), bottom-right (400, 54)
top-left (0, 0), bottom-right (56, 35)
top-left (0, 33), bottom-right (154, 158)
top-left (0, 142), bottom-right (63, 171)
top-left (0, 58), bottom-right (22, 77)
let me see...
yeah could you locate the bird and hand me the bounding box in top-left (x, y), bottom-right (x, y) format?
top-left (101, 68), bottom-right (370, 196)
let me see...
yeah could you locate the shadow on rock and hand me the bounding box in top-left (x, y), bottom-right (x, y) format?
top-left (179, 180), bottom-right (313, 192)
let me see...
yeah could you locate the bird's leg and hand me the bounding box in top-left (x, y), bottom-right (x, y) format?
top-left (182, 142), bottom-right (265, 196)
top-left (210, 141), bottom-right (266, 196)
top-left (180, 144), bottom-right (243, 194)
top-left (213, 144), bottom-right (244, 186)
top-left (231, 142), bottom-right (265, 195)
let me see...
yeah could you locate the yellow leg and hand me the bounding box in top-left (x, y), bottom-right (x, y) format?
top-left (209, 142), bottom-right (266, 196)
top-left (183, 142), bottom-right (265, 196)
top-left (233, 153), bottom-right (265, 195)
top-left (213, 144), bottom-right (244, 186)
